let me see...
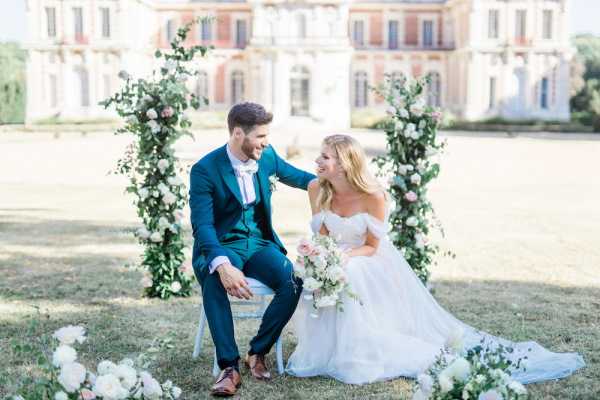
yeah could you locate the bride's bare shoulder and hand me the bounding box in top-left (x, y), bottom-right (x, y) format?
top-left (365, 190), bottom-right (386, 221)
top-left (307, 179), bottom-right (321, 214)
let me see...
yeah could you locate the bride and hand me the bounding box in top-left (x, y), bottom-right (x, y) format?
top-left (285, 134), bottom-right (585, 385)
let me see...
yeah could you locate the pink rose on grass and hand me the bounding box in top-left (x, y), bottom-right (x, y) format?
top-left (404, 191), bottom-right (418, 202)
top-left (161, 106), bottom-right (174, 118)
top-left (297, 238), bottom-right (314, 257)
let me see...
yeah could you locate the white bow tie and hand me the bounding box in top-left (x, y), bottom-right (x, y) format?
top-left (233, 161), bottom-right (258, 176)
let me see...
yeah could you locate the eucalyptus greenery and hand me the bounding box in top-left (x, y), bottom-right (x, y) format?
top-left (373, 75), bottom-right (446, 284)
top-left (100, 19), bottom-right (211, 299)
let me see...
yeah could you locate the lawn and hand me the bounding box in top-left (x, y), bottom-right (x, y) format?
top-left (1, 129), bottom-right (598, 399)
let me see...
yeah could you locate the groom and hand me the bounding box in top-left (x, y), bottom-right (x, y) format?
top-left (189, 102), bottom-right (315, 396)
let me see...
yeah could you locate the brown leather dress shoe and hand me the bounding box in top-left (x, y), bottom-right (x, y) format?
top-left (244, 353), bottom-right (272, 380)
top-left (211, 367), bottom-right (241, 397)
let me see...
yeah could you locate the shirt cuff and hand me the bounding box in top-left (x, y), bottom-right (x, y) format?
top-left (209, 256), bottom-right (230, 274)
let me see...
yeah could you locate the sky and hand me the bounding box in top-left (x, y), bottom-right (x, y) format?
top-left (1, 0), bottom-right (599, 43)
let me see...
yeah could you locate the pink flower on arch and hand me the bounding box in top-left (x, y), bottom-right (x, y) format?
top-left (404, 191), bottom-right (418, 202)
top-left (161, 106), bottom-right (175, 118)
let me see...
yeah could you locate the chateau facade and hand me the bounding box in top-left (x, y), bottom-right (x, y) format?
top-left (25, 0), bottom-right (573, 128)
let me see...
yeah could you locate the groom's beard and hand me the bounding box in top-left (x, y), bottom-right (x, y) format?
top-left (241, 138), bottom-right (263, 161)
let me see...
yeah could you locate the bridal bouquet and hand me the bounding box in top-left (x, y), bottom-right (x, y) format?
top-left (11, 325), bottom-right (182, 400)
top-left (293, 234), bottom-right (360, 316)
top-left (413, 329), bottom-right (528, 400)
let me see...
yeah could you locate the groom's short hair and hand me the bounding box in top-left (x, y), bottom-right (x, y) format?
top-left (227, 102), bottom-right (273, 135)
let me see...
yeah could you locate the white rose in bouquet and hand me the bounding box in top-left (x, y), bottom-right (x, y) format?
top-left (162, 191), bottom-right (177, 205)
top-left (114, 363), bottom-right (138, 390)
top-left (158, 217), bottom-right (171, 230)
top-left (410, 173), bottom-right (422, 185)
top-left (447, 357), bottom-right (471, 382)
top-left (138, 188), bottom-right (150, 200)
top-left (438, 370), bottom-right (454, 393)
top-left (406, 217), bottom-right (419, 227)
top-left (54, 392), bottom-right (68, 400)
top-left (97, 360), bottom-right (117, 376)
top-left (315, 295), bottom-right (337, 308)
top-left (157, 159), bottom-right (169, 174)
top-left (417, 373), bottom-right (433, 394)
top-left (147, 120), bottom-right (160, 134)
top-left (478, 389), bottom-right (503, 400)
top-left (150, 232), bottom-right (163, 243)
top-left (303, 277), bottom-right (323, 292)
top-left (171, 281), bottom-right (182, 293)
top-left (399, 108), bottom-right (410, 119)
top-left (146, 109), bottom-right (158, 120)
top-left (140, 371), bottom-right (163, 399)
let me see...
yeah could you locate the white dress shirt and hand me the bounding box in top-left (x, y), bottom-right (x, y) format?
top-left (209, 145), bottom-right (259, 273)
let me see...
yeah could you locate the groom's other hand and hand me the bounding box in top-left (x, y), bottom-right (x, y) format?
top-left (216, 262), bottom-right (254, 299)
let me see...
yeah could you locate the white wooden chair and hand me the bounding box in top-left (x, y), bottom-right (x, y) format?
top-left (192, 277), bottom-right (285, 376)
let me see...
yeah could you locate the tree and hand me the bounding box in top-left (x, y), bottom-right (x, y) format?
top-left (0, 42), bottom-right (26, 124)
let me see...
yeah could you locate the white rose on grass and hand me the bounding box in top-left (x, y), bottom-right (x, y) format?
top-left (508, 380), bottom-right (527, 395)
top-left (150, 232), bottom-right (163, 243)
top-left (53, 326), bottom-right (86, 345)
top-left (58, 362), bottom-right (87, 393)
top-left (54, 391), bottom-right (68, 400)
top-left (163, 380), bottom-right (173, 390)
top-left (447, 357), bottom-right (471, 382)
top-left (171, 386), bottom-right (182, 399)
top-left (303, 277), bottom-right (323, 291)
top-left (140, 372), bottom-right (163, 400)
top-left (417, 373), bottom-right (434, 394)
top-left (171, 281), bottom-right (182, 293)
top-left (136, 227), bottom-right (150, 240)
top-left (162, 191), bottom-right (177, 205)
top-left (93, 373), bottom-right (128, 400)
top-left (114, 364), bottom-right (138, 391)
top-left (53, 345), bottom-right (77, 367)
top-left (406, 217), bottom-right (418, 227)
top-left (97, 360), bottom-right (117, 376)
top-left (478, 389), bottom-right (503, 400)
top-left (147, 120), bottom-right (160, 134)
top-left (410, 173), bottom-right (422, 185)
top-left (146, 108), bottom-right (158, 120)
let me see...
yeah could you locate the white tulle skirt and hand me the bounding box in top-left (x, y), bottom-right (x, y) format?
top-left (285, 240), bottom-right (585, 385)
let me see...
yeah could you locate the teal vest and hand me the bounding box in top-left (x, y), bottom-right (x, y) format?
top-left (221, 175), bottom-right (269, 243)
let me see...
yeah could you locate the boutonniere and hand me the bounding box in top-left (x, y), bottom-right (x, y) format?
top-left (269, 174), bottom-right (279, 192)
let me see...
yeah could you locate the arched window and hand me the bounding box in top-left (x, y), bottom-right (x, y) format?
top-left (196, 71), bottom-right (209, 107)
top-left (426, 72), bottom-right (441, 107)
top-left (231, 71), bottom-right (244, 105)
top-left (354, 71), bottom-right (368, 108)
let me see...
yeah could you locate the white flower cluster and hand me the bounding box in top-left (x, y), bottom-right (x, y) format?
top-left (293, 235), bottom-right (359, 317)
top-left (412, 329), bottom-right (527, 400)
top-left (17, 326), bottom-right (184, 400)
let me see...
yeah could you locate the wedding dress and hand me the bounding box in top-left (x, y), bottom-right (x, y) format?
top-left (285, 210), bottom-right (585, 385)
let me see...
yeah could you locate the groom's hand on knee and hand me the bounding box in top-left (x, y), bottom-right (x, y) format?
top-left (216, 262), bottom-right (253, 300)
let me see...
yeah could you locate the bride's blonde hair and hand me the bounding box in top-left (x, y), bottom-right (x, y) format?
top-left (317, 134), bottom-right (383, 211)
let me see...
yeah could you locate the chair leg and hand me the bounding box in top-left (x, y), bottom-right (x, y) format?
top-left (212, 349), bottom-right (220, 377)
top-left (275, 336), bottom-right (284, 375)
top-left (192, 304), bottom-right (206, 359)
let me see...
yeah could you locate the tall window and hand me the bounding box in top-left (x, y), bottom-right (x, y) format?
top-left (426, 72), bottom-right (441, 107)
top-left (515, 10), bottom-right (527, 42)
top-left (200, 19), bottom-right (212, 41)
top-left (354, 71), bottom-right (368, 108)
top-left (235, 20), bottom-right (247, 48)
top-left (196, 71), bottom-right (209, 107)
top-left (100, 7), bottom-right (110, 38)
top-left (49, 74), bottom-right (58, 107)
top-left (542, 10), bottom-right (553, 39)
top-left (103, 74), bottom-right (111, 99)
top-left (352, 20), bottom-right (364, 47)
top-left (166, 19), bottom-right (175, 43)
top-left (231, 71), bottom-right (244, 105)
top-left (489, 77), bottom-right (497, 109)
top-left (73, 7), bottom-right (84, 39)
top-left (488, 9), bottom-right (499, 39)
top-left (540, 77), bottom-right (549, 109)
top-left (296, 14), bottom-right (307, 38)
top-left (422, 20), bottom-right (434, 47)
top-left (46, 7), bottom-right (56, 38)
top-left (388, 20), bottom-right (399, 49)
top-left (75, 68), bottom-right (90, 107)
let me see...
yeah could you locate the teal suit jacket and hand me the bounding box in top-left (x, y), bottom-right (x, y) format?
top-left (189, 144), bottom-right (315, 272)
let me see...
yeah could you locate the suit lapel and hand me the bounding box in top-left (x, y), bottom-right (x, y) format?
top-left (216, 145), bottom-right (244, 206)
